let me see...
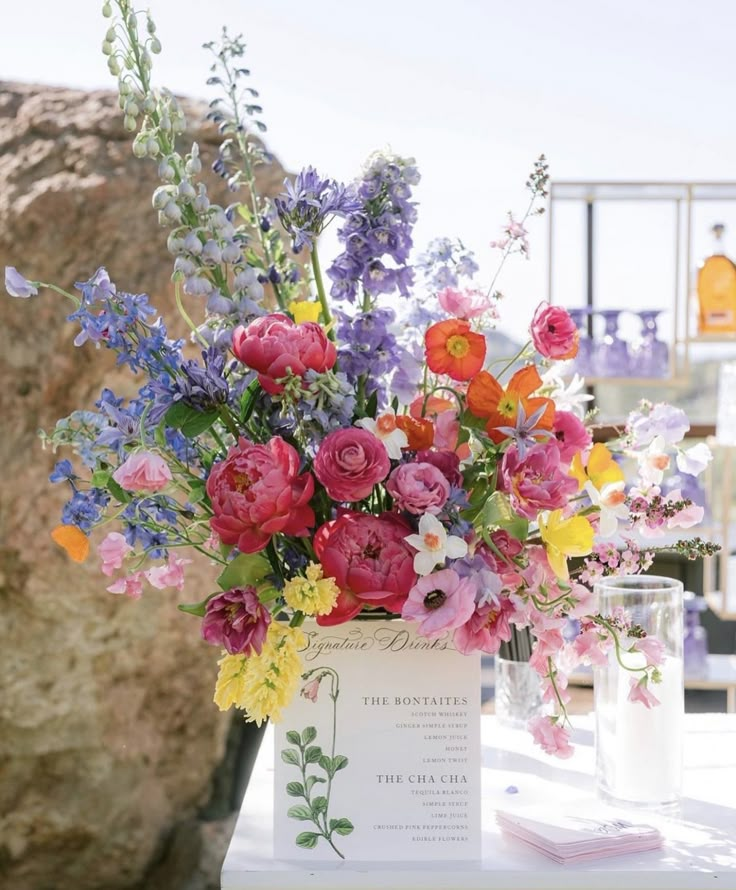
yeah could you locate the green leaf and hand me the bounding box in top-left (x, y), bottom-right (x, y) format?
top-left (365, 389), bottom-right (379, 419)
top-left (304, 745), bottom-right (323, 765)
top-left (91, 469), bottom-right (111, 488)
top-left (106, 478), bottom-right (130, 504)
top-left (332, 754), bottom-right (349, 772)
top-left (311, 796), bottom-right (328, 815)
top-left (216, 552), bottom-right (272, 591)
top-left (287, 804), bottom-right (313, 821)
top-left (478, 491), bottom-right (529, 542)
top-left (164, 400), bottom-right (192, 429)
top-left (286, 781), bottom-right (305, 798)
top-left (305, 775), bottom-right (325, 792)
top-left (329, 818), bottom-right (354, 836)
top-left (154, 420), bottom-right (167, 449)
top-left (317, 754), bottom-right (334, 775)
top-left (176, 592), bottom-right (219, 617)
top-left (295, 831), bottom-right (319, 849)
top-left (188, 480), bottom-right (207, 504)
top-left (286, 731), bottom-right (302, 747)
top-left (301, 726), bottom-right (317, 746)
top-left (181, 408), bottom-right (220, 438)
top-left (280, 748), bottom-right (300, 767)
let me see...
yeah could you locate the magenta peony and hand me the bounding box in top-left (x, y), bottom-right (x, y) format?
top-left (232, 313), bottom-right (337, 394)
top-left (499, 443), bottom-right (578, 520)
top-left (313, 428), bottom-right (390, 502)
top-left (401, 569), bottom-right (477, 638)
top-left (207, 436), bottom-right (315, 553)
top-left (201, 586), bottom-right (271, 656)
top-left (112, 451), bottom-right (172, 492)
top-left (530, 301), bottom-right (579, 360)
top-left (313, 512), bottom-right (417, 625)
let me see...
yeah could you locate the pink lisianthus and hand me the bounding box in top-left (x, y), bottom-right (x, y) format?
top-left (414, 448), bottom-right (463, 488)
top-left (633, 635), bottom-right (665, 667)
top-left (628, 677), bottom-right (660, 709)
top-left (145, 554), bottom-right (192, 591)
top-left (314, 512), bottom-right (417, 625)
top-left (232, 313), bottom-right (336, 394)
top-left (437, 287), bottom-right (494, 320)
top-left (112, 451), bottom-right (172, 493)
top-left (313, 428), bottom-right (390, 502)
top-left (98, 532), bottom-right (132, 577)
top-left (530, 302), bottom-right (579, 360)
top-left (386, 462), bottom-right (450, 515)
top-left (201, 586), bottom-right (271, 656)
top-left (500, 443), bottom-right (578, 520)
top-left (207, 436), bottom-right (315, 553)
top-left (528, 715), bottom-right (574, 759)
top-left (402, 569), bottom-right (477, 639)
top-left (454, 596), bottom-right (515, 655)
top-left (107, 570), bottom-right (145, 600)
top-left (552, 411), bottom-right (591, 465)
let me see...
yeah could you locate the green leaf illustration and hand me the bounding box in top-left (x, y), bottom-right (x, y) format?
top-left (332, 754), bottom-right (349, 772)
top-left (311, 796), bottom-right (328, 815)
top-left (304, 745), bottom-right (323, 764)
top-left (301, 726), bottom-right (317, 745)
top-left (287, 805), bottom-right (313, 821)
top-left (295, 832), bottom-right (319, 849)
top-left (318, 754), bottom-right (334, 776)
top-left (286, 730), bottom-right (302, 746)
top-left (305, 775), bottom-right (325, 792)
top-left (330, 818), bottom-right (354, 836)
top-left (286, 781), bottom-right (305, 798)
top-left (280, 748), bottom-right (300, 766)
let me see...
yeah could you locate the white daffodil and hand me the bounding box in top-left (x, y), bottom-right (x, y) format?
top-left (356, 410), bottom-right (408, 460)
top-left (637, 434), bottom-right (670, 486)
top-left (405, 513), bottom-right (468, 576)
top-left (584, 479), bottom-right (629, 537)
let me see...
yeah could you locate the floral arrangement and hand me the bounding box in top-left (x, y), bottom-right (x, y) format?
top-left (5, 0), bottom-right (719, 759)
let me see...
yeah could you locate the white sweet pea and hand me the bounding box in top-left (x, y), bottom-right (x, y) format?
top-left (676, 442), bottom-right (713, 477)
top-left (356, 410), bottom-right (408, 460)
top-left (584, 480), bottom-right (628, 538)
top-left (637, 435), bottom-right (670, 486)
top-left (405, 513), bottom-right (468, 576)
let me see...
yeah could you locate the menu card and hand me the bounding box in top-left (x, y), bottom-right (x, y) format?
top-left (273, 619), bottom-right (481, 861)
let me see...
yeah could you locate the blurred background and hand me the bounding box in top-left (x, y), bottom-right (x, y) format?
top-left (2, 1), bottom-right (736, 888)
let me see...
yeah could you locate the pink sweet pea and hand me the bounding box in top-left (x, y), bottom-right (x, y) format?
top-left (628, 677), bottom-right (660, 709)
top-left (98, 532), bottom-right (132, 577)
top-left (145, 554), bottom-right (192, 591)
top-left (201, 586), bottom-right (271, 656)
top-left (402, 569), bottom-right (477, 639)
top-left (386, 462), bottom-right (450, 515)
top-left (528, 715), bottom-right (574, 759)
top-left (313, 428), bottom-right (390, 502)
top-left (500, 443), bottom-right (578, 520)
top-left (552, 411), bottom-right (591, 464)
top-left (541, 672), bottom-right (571, 706)
top-left (633, 636), bottom-right (665, 667)
top-left (437, 287), bottom-right (494, 320)
top-left (112, 451), bottom-right (172, 493)
top-left (530, 302), bottom-right (579, 360)
top-left (572, 627), bottom-right (609, 666)
top-left (107, 571), bottom-right (145, 600)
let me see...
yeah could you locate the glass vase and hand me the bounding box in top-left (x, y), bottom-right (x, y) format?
top-left (594, 575), bottom-right (684, 812)
top-left (494, 658), bottom-right (545, 728)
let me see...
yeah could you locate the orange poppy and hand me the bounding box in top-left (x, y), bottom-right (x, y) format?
top-left (51, 524), bottom-right (90, 563)
top-left (466, 364), bottom-right (555, 444)
top-left (396, 415), bottom-right (435, 450)
top-left (425, 319), bottom-right (486, 381)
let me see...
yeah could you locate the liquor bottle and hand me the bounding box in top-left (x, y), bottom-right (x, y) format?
top-left (697, 223), bottom-right (736, 334)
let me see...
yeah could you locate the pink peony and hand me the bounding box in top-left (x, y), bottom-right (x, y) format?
top-left (530, 302), bottom-right (579, 360)
top-left (313, 428), bottom-right (390, 502)
top-left (628, 677), bottom-right (660, 709)
top-left (232, 313), bottom-right (336, 394)
top-left (201, 586), bottom-right (271, 656)
top-left (386, 462), bottom-right (450, 515)
top-left (107, 570), bottom-right (145, 600)
top-left (145, 554), bottom-right (192, 591)
top-left (438, 287), bottom-right (494, 320)
top-left (415, 449), bottom-right (463, 488)
top-left (500, 443), bottom-right (578, 520)
top-left (112, 451), bottom-right (172, 493)
top-left (528, 715), bottom-right (575, 759)
top-left (454, 596), bottom-right (515, 655)
top-left (552, 411), bottom-right (591, 464)
top-left (402, 569), bottom-right (477, 639)
top-left (314, 512), bottom-right (418, 625)
top-left (98, 532), bottom-right (132, 577)
top-left (207, 436), bottom-right (315, 553)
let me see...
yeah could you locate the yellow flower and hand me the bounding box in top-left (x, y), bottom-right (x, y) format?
top-left (282, 563), bottom-right (340, 616)
top-left (538, 509), bottom-right (594, 580)
top-left (289, 300), bottom-right (322, 324)
top-left (570, 443), bottom-right (624, 492)
top-left (213, 653), bottom-right (249, 712)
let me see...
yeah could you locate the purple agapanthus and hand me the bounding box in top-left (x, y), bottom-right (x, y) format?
top-left (172, 347), bottom-right (230, 412)
top-left (274, 167), bottom-right (360, 251)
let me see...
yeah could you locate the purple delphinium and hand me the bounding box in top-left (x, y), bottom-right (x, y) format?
top-left (201, 586), bottom-right (271, 655)
top-left (275, 167), bottom-right (360, 251)
top-left (334, 306), bottom-right (403, 403)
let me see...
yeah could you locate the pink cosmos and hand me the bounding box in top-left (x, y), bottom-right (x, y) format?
top-left (386, 462), bottom-right (450, 515)
top-left (145, 554), bottom-right (192, 591)
top-left (572, 627), bottom-right (609, 667)
top-left (402, 569), bottom-right (477, 639)
top-left (628, 677), bottom-right (660, 709)
top-left (207, 436), bottom-right (315, 554)
top-left (313, 428), bottom-right (390, 502)
top-left (232, 313), bottom-right (337, 394)
top-left (98, 532), bottom-right (132, 577)
top-left (201, 586), bottom-right (271, 656)
top-left (314, 512), bottom-right (418, 625)
top-left (301, 677), bottom-right (321, 702)
top-left (112, 451), bottom-right (172, 493)
top-left (107, 570), bottom-right (145, 600)
top-left (552, 411), bottom-right (591, 464)
top-left (454, 596), bottom-right (515, 655)
top-left (530, 302), bottom-right (579, 361)
top-left (528, 715), bottom-right (574, 759)
top-left (437, 287), bottom-right (494, 320)
top-left (499, 443), bottom-right (578, 520)
top-left (634, 636), bottom-right (665, 667)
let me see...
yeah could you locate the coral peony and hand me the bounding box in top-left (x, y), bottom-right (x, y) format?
top-left (499, 443), bottom-right (578, 520)
top-left (112, 451), bottom-right (172, 492)
top-left (530, 302), bottom-right (579, 360)
top-left (202, 586), bottom-right (271, 656)
top-left (313, 428), bottom-right (390, 501)
top-left (386, 462), bottom-right (450, 515)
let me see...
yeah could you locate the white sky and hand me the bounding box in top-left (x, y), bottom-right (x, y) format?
top-left (5, 0), bottom-right (736, 344)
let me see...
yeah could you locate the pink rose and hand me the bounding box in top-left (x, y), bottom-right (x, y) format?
top-left (530, 302), bottom-right (579, 360)
top-left (145, 554), bottom-right (192, 591)
top-left (207, 436), bottom-right (315, 553)
top-left (112, 451), bottom-right (172, 493)
top-left (386, 462), bottom-right (450, 515)
top-left (201, 586), bottom-right (271, 656)
top-left (454, 596), bottom-right (515, 655)
top-left (98, 532), bottom-right (132, 577)
top-left (500, 443), bottom-right (578, 520)
top-left (314, 512), bottom-right (417, 625)
top-left (402, 569), bottom-right (477, 639)
top-left (232, 313), bottom-right (336, 394)
top-left (313, 428), bottom-right (390, 502)
top-left (415, 449), bottom-right (463, 488)
top-left (552, 411), bottom-right (591, 464)
top-left (528, 715), bottom-right (575, 759)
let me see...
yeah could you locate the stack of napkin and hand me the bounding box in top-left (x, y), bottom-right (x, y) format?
top-left (496, 803), bottom-right (663, 864)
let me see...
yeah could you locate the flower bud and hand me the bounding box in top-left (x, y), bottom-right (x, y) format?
top-left (193, 186), bottom-right (210, 214)
top-left (222, 242), bottom-right (242, 264)
top-left (146, 137), bottom-right (160, 158)
top-left (123, 114), bottom-right (137, 132)
top-left (159, 114), bottom-right (171, 132)
top-left (248, 281), bottom-right (265, 301)
top-left (175, 256), bottom-right (197, 277)
top-left (183, 232), bottom-right (204, 256)
top-left (147, 17), bottom-right (157, 34)
top-left (102, 1), bottom-right (112, 17)
top-left (132, 135), bottom-right (148, 158)
top-left (150, 37), bottom-right (162, 54)
top-left (124, 99), bottom-right (139, 117)
top-left (142, 95), bottom-right (156, 114)
top-left (202, 240), bottom-right (222, 265)
top-left (162, 200), bottom-right (182, 223)
top-left (185, 155), bottom-right (202, 175)
top-left (234, 267), bottom-right (257, 289)
top-left (158, 158), bottom-right (176, 182)
top-left (108, 56), bottom-right (121, 76)
top-left (178, 180), bottom-right (196, 201)
top-left (184, 274), bottom-right (214, 297)
top-left (102, 40), bottom-right (113, 56)
top-left (167, 232), bottom-right (186, 255)
top-left (152, 186), bottom-right (173, 210)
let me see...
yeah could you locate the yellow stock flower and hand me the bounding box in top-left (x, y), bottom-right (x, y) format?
top-left (570, 443), bottom-right (624, 492)
top-left (289, 300), bottom-right (322, 324)
top-left (538, 509), bottom-right (594, 580)
top-left (282, 562), bottom-right (339, 616)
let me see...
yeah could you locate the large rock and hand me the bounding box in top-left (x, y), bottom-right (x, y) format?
top-left (0, 81), bottom-right (287, 890)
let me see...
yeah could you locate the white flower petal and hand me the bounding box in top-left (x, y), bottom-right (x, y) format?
top-left (415, 551), bottom-right (441, 576)
top-left (676, 442), bottom-right (712, 477)
top-left (445, 536), bottom-right (468, 559)
top-left (405, 534), bottom-right (425, 552)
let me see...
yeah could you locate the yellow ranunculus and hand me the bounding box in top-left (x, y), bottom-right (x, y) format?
top-left (538, 509), bottom-right (594, 580)
top-left (289, 300), bottom-right (322, 324)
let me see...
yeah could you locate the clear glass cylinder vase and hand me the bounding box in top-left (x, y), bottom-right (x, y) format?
top-left (495, 658), bottom-right (545, 728)
top-left (594, 575), bottom-right (684, 811)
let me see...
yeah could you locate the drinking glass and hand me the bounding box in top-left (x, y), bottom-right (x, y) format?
top-left (494, 658), bottom-right (545, 728)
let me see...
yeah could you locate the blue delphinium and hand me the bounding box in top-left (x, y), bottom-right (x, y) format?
top-left (416, 237), bottom-right (479, 291)
top-left (275, 167), bottom-right (360, 252)
top-left (61, 488), bottom-right (110, 533)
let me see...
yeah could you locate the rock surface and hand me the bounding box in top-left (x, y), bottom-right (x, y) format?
top-left (0, 81), bottom-right (285, 890)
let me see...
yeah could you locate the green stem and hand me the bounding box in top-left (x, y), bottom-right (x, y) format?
top-left (496, 340), bottom-right (532, 380)
top-left (37, 282), bottom-right (81, 307)
top-left (218, 408), bottom-right (240, 440)
top-left (175, 280), bottom-right (210, 348)
top-left (310, 247), bottom-right (334, 338)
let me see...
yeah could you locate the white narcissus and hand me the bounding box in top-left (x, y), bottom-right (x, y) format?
top-left (356, 410), bottom-right (408, 460)
top-left (404, 513), bottom-right (468, 576)
top-left (584, 480), bottom-right (629, 538)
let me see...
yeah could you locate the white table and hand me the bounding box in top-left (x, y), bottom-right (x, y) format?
top-left (221, 714), bottom-right (736, 890)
